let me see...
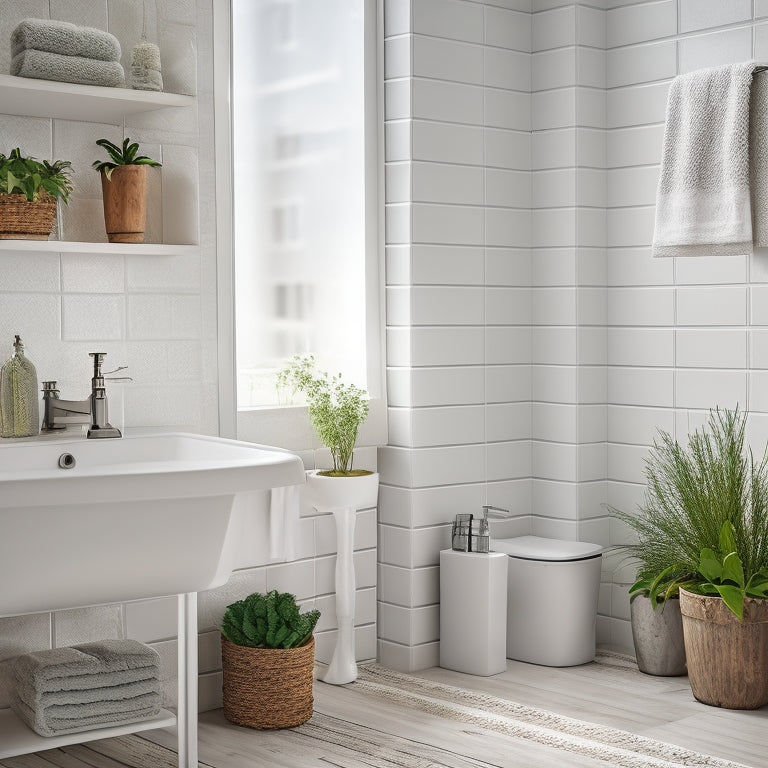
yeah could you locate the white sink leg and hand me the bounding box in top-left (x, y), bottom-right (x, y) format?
top-left (323, 505), bottom-right (357, 685)
top-left (177, 593), bottom-right (198, 768)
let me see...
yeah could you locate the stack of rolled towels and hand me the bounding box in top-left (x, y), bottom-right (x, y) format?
top-left (10, 18), bottom-right (125, 88)
top-left (10, 639), bottom-right (161, 737)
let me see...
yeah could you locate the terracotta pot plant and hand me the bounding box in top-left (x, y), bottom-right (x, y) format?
top-left (612, 408), bottom-right (768, 705)
top-left (0, 148), bottom-right (73, 240)
top-left (220, 589), bottom-right (320, 729)
top-left (92, 137), bottom-right (161, 243)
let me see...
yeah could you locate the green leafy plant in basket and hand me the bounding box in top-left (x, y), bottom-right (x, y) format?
top-left (276, 354), bottom-right (371, 477)
top-left (0, 148), bottom-right (73, 202)
top-left (91, 137), bottom-right (161, 179)
top-left (221, 590), bottom-right (320, 649)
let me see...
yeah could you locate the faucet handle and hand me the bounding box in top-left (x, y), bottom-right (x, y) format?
top-left (41, 380), bottom-right (59, 396)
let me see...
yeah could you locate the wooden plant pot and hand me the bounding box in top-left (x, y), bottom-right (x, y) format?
top-left (0, 191), bottom-right (57, 240)
top-left (100, 165), bottom-right (147, 243)
top-left (679, 588), bottom-right (768, 709)
top-left (221, 635), bottom-right (315, 729)
top-left (631, 595), bottom-right (687, 677)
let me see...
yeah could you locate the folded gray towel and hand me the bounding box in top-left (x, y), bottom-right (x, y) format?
top-left (15, 674), bottom-right (160, 712)
top-left (10, 690), bottom-right (161, 737)
top-left (12, 639), bottom-right (160, 693)
top-left (11, 49), bottom-right (125, 88)
top-left (11, 18), bottom-right (121, 62)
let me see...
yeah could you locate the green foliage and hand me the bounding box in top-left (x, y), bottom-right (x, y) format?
top-left (221, 590), bottom-right (320, 649)
top-left (0, 148), bottom-right (73, 203)
top-left (612, 408), bottom-right (768, 612)
top-left (686, 521), bottom-right (768, 620)
top-left (92, 138), bottom-right (162, 180)
top-left (276, 354), bottom-right (370, 475)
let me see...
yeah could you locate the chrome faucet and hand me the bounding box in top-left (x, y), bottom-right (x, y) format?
top-left (41, 352), bottom-right (130, 439)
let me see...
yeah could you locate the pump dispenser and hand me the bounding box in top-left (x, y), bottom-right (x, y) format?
top-left (0, 335), bottom-right (40, 438)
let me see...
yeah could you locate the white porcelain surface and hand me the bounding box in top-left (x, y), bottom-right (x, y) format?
top-left (0, 433), bottom-right (304, 617)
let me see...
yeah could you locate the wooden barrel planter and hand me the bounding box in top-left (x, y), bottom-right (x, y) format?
top-left (100, 165), bottom-right (147, 243)
top-left (0, 191), bottom-right (57, 239)
top-left (221, 635), bottom-right (315, 729)
top-left (679, 588), bottom-right (768, 709)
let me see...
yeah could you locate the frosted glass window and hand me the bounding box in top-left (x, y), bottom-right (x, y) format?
top-left (232, 0), bottom-right (367, 408)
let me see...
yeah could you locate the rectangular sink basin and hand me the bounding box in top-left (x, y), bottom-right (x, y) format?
top-left (0, 433), bottom-right (305, 617)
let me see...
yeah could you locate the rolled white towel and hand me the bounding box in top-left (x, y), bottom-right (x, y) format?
top-left (11, 18), bottom-right (121, 62)
top-left (11, 49), bottom-right (125, 88)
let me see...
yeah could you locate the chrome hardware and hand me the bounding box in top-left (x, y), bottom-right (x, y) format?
top-left (482, 505), bottom-right (510, 519)
top-left (58, 452), bottom-right (76, 469)
top-left (41, 354), bottom-right (130, 439)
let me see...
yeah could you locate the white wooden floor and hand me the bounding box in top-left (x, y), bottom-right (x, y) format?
top-left (4, 654), bottom-right (767, 768)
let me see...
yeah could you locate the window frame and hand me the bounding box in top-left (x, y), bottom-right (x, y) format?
top-left (213, 0), bottom-right (386, 450)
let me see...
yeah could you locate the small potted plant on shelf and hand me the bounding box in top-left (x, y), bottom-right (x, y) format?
top-left (0, 148), bottom-right (73, 240)
top-left (276, 354), bottom-right (378, 685)
top-left (92, 137), bottom-right (161, 243)
top-left (220, 590), bottom-right (320, 729)
top-left (612, 408), bottom-right (768, 707)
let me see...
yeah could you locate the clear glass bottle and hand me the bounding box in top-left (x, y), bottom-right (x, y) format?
top-left (0, 335), bottom-right (40, 438)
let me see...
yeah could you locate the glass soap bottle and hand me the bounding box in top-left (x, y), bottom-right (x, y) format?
top-left (0, 335), bottom-right (40, 438)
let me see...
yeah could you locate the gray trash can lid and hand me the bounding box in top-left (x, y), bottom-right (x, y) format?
top-left (493, 535), bottom-right (602, 561)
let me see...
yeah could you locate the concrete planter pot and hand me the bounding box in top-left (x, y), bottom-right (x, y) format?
top-left (630, 595), bottom-right (687, 677)
top-left (680, 588), bottom-right (768, 709)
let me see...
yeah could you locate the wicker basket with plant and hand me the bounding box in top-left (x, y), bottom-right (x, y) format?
top-left (220, 590), bottom-right (320, 729)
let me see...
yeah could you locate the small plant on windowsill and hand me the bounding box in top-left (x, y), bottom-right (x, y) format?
top-left (276, 354), bottom-right (371, 477)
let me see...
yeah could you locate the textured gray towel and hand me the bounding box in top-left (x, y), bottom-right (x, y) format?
top-left (11, 639), bottom-right (160, 692)
top-left (11, 18), bottom-right (121, 62)
top-left (15, 674), bottom-right (160, 712)
top-left (10, 690), bottom-right (161, 737)
top-left (653, 62), bottom-right (768, 257)
top-left (11, 49), bottom-right (125, 88)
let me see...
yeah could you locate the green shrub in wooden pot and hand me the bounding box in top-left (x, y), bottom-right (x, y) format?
top-left (680, 520), bottom-right (768, 710)
top-left (611, 408), bottom-right (768, 684)
top-left (220, 590), bottom-right (320, 729)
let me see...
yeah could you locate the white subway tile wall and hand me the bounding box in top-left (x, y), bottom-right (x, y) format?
top-left (381, 0), bottom-right (768, 667)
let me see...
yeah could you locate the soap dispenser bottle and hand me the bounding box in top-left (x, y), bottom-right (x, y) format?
top-left (0, 335), bottom-right (40, 438)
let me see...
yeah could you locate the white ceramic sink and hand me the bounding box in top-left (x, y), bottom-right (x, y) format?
top-left (0, 433), bottom-right (305, 617)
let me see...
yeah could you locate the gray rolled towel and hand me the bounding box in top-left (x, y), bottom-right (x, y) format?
top-left (10, 690), bottom-right (162, 737)
top-left (11, 49), bottom-right (125, 88)
top-left (11, 18), bottom-right (121, 62)
top-left (11, 639), bottom-right (160, 693)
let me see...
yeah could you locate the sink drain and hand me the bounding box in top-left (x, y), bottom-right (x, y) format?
top-left (58, 452), bottom-right (76, 469)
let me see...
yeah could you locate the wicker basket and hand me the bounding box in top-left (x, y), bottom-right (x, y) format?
top-left (221, 635), bottom-right (315, 729)
top-left (0, 191), bottom-right (57, 240)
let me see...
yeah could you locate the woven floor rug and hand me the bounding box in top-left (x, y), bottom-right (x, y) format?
top-left (339, 654), bottom-right (750, 768)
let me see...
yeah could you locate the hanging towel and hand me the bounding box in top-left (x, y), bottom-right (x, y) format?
top-left (11, 49), bottom-right (125, 88)
top-left (11, 19), bottom-right (121, 62)
top-left (270, 484), bottom-right (302, 562)
top-left (652, 62), bottom-right (768, 258)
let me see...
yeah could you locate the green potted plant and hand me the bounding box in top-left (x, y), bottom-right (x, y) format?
top-left (613, 408), bottom-right (768, 705)
top-left (276, 354), bottom-right (377, 685)
top-left (220, 590), bottom-right (320, 729)
top-left (92, 137), bottom-right (161, 243)
top-left (680, 521), bottom-right (768, 709)
top-left (0, 148), bottom-right (73, 240)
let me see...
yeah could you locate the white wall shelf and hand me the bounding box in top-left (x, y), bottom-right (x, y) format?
top-left (0, 74), bottom-right (194, 124)
top-left (0, 240), bottom-right (199, 255)
top-left (0, 707), bottom-right (176, 760)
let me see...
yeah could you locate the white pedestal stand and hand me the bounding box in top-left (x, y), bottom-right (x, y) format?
top-left (304, 470), bottom-right (379, 685)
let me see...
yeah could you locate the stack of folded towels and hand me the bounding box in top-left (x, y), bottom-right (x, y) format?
top-left (10, 18), bottom-right (125, 88)
top-left (10, 639), bottom-right (161, 737)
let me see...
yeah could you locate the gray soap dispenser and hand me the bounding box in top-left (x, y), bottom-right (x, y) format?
top-left (0, 335), bottom-right (40, 438)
